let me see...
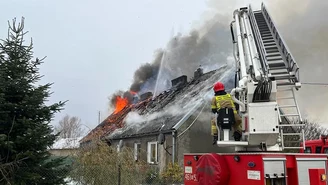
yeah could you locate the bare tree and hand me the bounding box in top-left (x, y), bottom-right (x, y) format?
top-left (283, 119), bottom-right (328, 152)
top-left (55, 115), bottom-right (84, 138)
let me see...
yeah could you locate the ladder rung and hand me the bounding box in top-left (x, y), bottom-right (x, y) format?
top-left (272, 73), bottom-right (289, 76)
top-left (276, 88), bottom-right (292, 91)
top-left (266, 52), bottom-right (281, 57)
top-left (279, 124), bottom-right (304, 127)
top-left (283, 133), bottom-right (303, 136)
top-left (263, 36), bottom-right (273, 40)
top-left (277, 82), bottom-right (296, 86)
top-left (267, 56), bottom-right (283, 61)
top-left (261, 31), bottom-right (271, 35)
top-left (269, 66), bottom-right (287, 70)
top-left (266, 49), bottom-right (280, 53)
top-left (283, 147), bottom-right (302, 149)
top-left (279, 105), bottom-right (297, 108)
top-left (265, 46), bottom-right (278, 50)
top-left (284, 140), bottom-right (302, 143)
top-left (281, 114), bottom-right (300, 117)
top-left (263, 39), bottom-right (275, 44)
top-left (277, 97), bottom-right (294, 100)
top-left (262, 33), bottom-right (272, 37)
top-left (264, 42), bottom-right (276, 47)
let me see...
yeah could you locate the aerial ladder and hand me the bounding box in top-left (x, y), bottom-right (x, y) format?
top-left (214, 2), bottom-right (304, 152)
top-left (183, 3), bottom-right (328, 185)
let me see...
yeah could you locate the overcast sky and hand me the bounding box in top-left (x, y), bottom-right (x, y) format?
top-left (0, 0), bottom-right (216, 131)
top-left (1, 0), bottom-right (326, 133)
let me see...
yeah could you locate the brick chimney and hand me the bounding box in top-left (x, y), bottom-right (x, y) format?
top-left (140, 92), bottom-right (153, 101)
top-left (171, 75), bottom-right (188, 88)
top-left (194, 66), bottom-right (204, 79)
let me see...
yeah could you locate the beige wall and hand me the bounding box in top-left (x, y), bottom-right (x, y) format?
top-left (49, 149), bottom-right (78, 156)
top-left (111, 134), bottom-right (174, 174)
top-left (109, 106), bottom-right (236, 173)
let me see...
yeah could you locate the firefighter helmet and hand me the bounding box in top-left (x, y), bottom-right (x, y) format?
top-left (213, 82), bottom-right (225, 92)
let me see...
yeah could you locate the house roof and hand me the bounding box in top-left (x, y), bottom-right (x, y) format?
top-left (80, 64), bottom-right (235, 143)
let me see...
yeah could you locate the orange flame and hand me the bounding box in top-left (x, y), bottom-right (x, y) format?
top-left (130, 91), bottom-right (137, 95)
top-left (114, 96), bottom-right (129, 114)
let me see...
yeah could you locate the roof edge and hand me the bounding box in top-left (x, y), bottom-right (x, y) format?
top-left (108, 129), bottom-right (173, 141)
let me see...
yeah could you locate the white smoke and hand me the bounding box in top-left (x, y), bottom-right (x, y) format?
top-left (108, 63), bottom-right (235, 138)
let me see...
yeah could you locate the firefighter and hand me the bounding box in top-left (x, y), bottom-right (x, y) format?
top-left (211, 81), bottom-right (242, 144)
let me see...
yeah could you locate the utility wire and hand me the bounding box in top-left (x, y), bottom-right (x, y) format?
top-left (177, 103), bottom-right (206, 138)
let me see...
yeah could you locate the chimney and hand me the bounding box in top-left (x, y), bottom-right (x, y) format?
top-left (140, 92), bottom-right (153, 101)
top-left (194, 65), bottom-right (204, 79)
top-left (171, 75), bottom-right (188, 88)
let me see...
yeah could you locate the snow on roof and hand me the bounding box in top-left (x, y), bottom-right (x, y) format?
top-left (50, 137), bottom-right (82, 150)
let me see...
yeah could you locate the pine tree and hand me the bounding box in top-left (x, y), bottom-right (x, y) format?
top-left (0, 18), bottom-right (70, 184)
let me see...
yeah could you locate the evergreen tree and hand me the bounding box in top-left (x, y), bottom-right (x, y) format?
top-left (0, 18), bottom-right (70, 184)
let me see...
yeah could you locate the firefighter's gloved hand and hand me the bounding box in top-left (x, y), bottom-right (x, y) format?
top-left (212, 109), bottom-right (217, 114)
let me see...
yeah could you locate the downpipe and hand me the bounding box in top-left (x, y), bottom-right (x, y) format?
top-left (230, 88), bottom-right (246, 112)
top-left (172, 130), bottom-right (177, 164)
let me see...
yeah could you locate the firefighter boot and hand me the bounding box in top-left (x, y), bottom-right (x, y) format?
top-left (233, 131), bottom-right (242, 141)
top-left (212, 135), bottom-right (218, 145)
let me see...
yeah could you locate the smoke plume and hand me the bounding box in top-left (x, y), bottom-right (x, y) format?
top-left (204, 0), bottom-right (328, 125)
top-left (264, 0), bottom-right (328, 125)
top-left (109, 10), bottom-right (233, 108)
top-left (109, 0), bottom-right (328, 126)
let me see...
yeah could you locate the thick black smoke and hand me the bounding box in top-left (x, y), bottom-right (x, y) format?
top-left (109, 13), bottom-right (232, 109)
top-left (129, 49), bottom-right (164, 92)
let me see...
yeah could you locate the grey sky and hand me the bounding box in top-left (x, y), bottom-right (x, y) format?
top-left (0, 0), bottom-right (209, 131)
top-left (1, 0), bottom-right (327, 132)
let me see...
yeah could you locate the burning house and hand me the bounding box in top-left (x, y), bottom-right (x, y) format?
top-left (80, 64), bottom-right (235, 172)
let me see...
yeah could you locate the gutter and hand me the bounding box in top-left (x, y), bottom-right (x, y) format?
top-left (108, 129), bottom-right (173, 141)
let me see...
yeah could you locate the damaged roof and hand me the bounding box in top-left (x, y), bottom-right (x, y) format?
top-left (80, 64), bottom-right (235, 144)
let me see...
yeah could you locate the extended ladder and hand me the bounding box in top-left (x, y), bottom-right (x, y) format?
top-left (249, 3), bottom-right (304, 150)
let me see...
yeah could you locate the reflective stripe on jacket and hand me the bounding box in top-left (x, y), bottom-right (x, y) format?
top-left (211, 94), bottom-right (237, 114)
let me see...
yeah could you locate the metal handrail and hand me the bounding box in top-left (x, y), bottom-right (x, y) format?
top-left (261, 3), bottom-right (300, 83)
top-left (248, 4), bottom-right (268, 76)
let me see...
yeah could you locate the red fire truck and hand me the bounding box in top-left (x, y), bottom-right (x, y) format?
top-left (300, 135), bottom-right (328, 154)
top-left (183, 3), bottom-right (328, 185)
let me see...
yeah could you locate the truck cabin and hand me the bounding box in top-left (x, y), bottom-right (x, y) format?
top-left (300, 135), bottom-right (328, 154)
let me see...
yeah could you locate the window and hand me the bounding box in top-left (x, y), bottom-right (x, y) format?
top-left (147, 141), bottom-right (158, 164)
top-left (324, 147), bottom-right (328, 154)
top-left (134, 143), bottom-right (141, 161)
top-left (304, 147), bottom-right (312, 153)
top-left (316, 146), bottom-right (322, 153)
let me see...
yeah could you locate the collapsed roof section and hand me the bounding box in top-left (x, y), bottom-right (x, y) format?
top-left (80, 64), bottom-right (235, 144)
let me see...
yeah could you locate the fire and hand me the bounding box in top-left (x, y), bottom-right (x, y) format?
top-left (130, 91), bottom-right (137, 95)
top-left (114, 96), bottom-right (129, 114)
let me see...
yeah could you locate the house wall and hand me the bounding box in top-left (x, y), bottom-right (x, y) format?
top-left (109, 103), bottom-right (236, 173)
top-left (111, 134), bottom-right (174, 174)
top-left (49, 149), bottom-right (78, 156)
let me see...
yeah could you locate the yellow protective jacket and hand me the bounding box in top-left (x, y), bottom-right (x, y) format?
top-left (211, 93), bottom-right (237, 114)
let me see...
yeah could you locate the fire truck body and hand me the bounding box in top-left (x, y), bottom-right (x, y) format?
top-left (300, 136), bottom-right (328, 154)
top-left (183, 2), bottom-right (328, 184)
top-left (184, 153), bottom-right (327, 185)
